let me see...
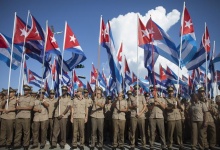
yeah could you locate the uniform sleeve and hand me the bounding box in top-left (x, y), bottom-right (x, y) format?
top-left (102, 98), bottom-right (105, 105)
top-left (29, 97), bottom-right (35, 107)
top-left (202, 103), bottom-right (208, 112)
top-left (67, 99), bottom-right (72, 106)
top-left (85, 99), bottom-right (88, 108)
top-left (142, 96), bottom-right (146, 105)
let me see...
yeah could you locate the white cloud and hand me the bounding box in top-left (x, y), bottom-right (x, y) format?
top-left (102, 6), bottom-right (188, 80)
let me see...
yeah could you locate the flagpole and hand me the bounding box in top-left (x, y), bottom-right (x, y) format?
top-left (205, 23), bottom-right (208, 97)
top-left (6, 12), bottom-right (17, 109)
top-left (19, 10), bottom-right (30, 96)
top-left (97, 15), bottom-right (102, 86)
top-left (177, 2), bottom-right (185, 98)
top-left (136, 14), bottom-right (139, 113)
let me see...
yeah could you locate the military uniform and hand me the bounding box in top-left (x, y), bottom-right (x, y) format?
top-left (112, 96), bottom-right (127, 149)
top-left (190, 96), bottom-right (208, 150)
top-left (128, 93), bottom-right (146, 149)
top-left (51, 95), bottom-right (71, 148)
top-left (71, 88), bottom-right (88, 149)
top-left (104, 96), bottom-right (113, 142)
top-left (31, 92), bottom-right (49, 149)
top-left (0, 90), bottom-right (16, 147)
top-left (90, 89), bottom-right (105, 150)
top-left (165, 92), bottom-right (183, 149)
top-left (14, 87), bottom-right (34, 149)
top-left (148, 95), bottom-right (166, 149)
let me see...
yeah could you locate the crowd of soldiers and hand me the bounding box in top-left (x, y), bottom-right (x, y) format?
top-left (0, 84), bottom-right (220, 150)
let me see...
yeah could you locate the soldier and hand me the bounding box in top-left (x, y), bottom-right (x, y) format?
top-left (30, 88), bottom-right (49, 149)
top-left (70, 87), bottom-right (88, 150)
top-left (128, 85), bottom-right (147, 150)
top-left (112, 92), bottom-right (128, 150)
top-left (84, 89), bottom-right (93, 146)
top-left (13, 84), bottom-right (35, 150)
top-left (47, 89), bottom-right (56, 144)
top-left (190, 93), bottom-right (208, 150)
top-left (50, 85), bottom-right (72, 149)
top-left (148, 86), bottom-right (166, 150)
top-left (197, 87), bottom-right (217, 150)
top-left (165, 87), bottom-right (183, 150)
top-left (104, 95), bottom-right (113, 142)
top-left (0, 87), bottom-right (17, 150)
top-left (90, 87), bottom-right (105, 150)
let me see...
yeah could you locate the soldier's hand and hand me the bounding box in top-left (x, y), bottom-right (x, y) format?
top-left (58, 115), bottom-right (63, 120)
top-left (85, 117), bottom-right (88, 123)
top-left (38, 109), bottom-right (42, 113)
top-left (3, 109), bottom-right (9, 114)
top-left (136, 113), bottom-right (140, 118)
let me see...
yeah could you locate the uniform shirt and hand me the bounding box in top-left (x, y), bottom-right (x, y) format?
top-left (1, 97), bottom-right (16, 120)
top-left (33, 99), bottom-right (49, 122)
top-left (190, 101), bottom-right (208, 121)
top-left (128, 95), bottom-right (146, 118)
top-left (47, 98), bottom-right (56, 119)
top-left (54, 96), bottom-right (72, 118)
top-left (72, 97), bottom-right (88, 119)
top-left (90, 97), bottom-right (105, 118)
top-left (148, 97), bottom-right (166, 119)
top-left (165, 97), bottom-right (182, 121)
top-left (202, 99), bottom-right (217, 123)
top-left (180, 103), bottom-right (185, 120)
top-left (105, 103), bottom-right (113, 120)
top-left (112, 99), bottom-right (127, 120)
top-left (16, 95), bottom-right (34, 119)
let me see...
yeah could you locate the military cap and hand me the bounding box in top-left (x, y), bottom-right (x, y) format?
top-left (97, 86), bottom-right (103, 92)
top-left (167, 86), bottom-right (174, 92)
top-left (107, 96), bottom-right (112, 100)
top-left (9, 87), bottom-right (17, 93)
top-left (84, 89), bottom-right (88, 93)
top-left (144, 92), bottom-right (150, 97)
top-left (61, 85), bottom-right (68, 91)
top-left (49, 89), bottom-right (55, 94)
top-left (133, 84), bottom-right (140, 90)
top-left (77, 87), bottom-right (83, 92)
top-left (23, 84), bottom-right (32, 90)
top-left (216, 95), bottom-right (220, 102)
top-left (39, 88), bottom-right (46, 93)
top-left (198, 87), bottom-right (205, 92)
top-left (126, 90), bottom-right (132, 95)
top-left (31, 91), bottom-right (38, 95)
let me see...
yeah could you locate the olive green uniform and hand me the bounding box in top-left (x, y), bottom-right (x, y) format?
top-left (190, 101), bottom-right (208, 150)
top-left (148, 97), bottom-right (166, 149)
top-left (165, 97), bottom-right (183, 149)
top-left (14, 95), bottom-right (34, 148)
top-left (112, 99), bottom-right (127, 148)
top-left (0, 97), bottom-right (16, 146)
top-left (32, 98), bottom-right (49, 147)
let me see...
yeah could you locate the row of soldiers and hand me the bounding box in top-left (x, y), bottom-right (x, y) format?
top-left (0, 84), bottom-right (220, 150)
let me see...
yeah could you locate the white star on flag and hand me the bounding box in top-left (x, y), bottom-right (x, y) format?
top-left (148, 28), bottom-right (155, 34)
top-left (20, 28), bottom-right (27, 37)
top-left (92, 76), bottom-right (95, 80)
top-left (104, 29), bottom-right (109, 38)
top-left (184, 19), bottom-right (192, 29)
top-left (141, 29), bottom-right (150, 38)
top-left (70, 35), bottom-right (76, 43)
top-left (77, 81), bottom-right (80, 85)
top-left (204, 37), bottom-right (210, 47)
top-left (35, 27), bottom-right (39, 36)
top-left (51, 36), bottom-right (56, 43)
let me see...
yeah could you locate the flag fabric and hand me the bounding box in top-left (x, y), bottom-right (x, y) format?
top-left (159, 64), bottom-right (167, 81)
top-left (146, 18), bottom-right (179, 66)
top-left (13, 15), bottom-right (29, 45)
top-left (45, 26), bottom-right (61, 55)
top-left (117, 42), bottom-right (123, 70)
top-left (60, 71), bottom-right (71, 85)
top-left (26, 14), bottom-right (44, 41)
top-left (0, 33), bottom-right (23, 70)
top-left (179, 6), bottom-right (197, 67)
top-left (132, 72), bottom-right (138, 83)
top-left (28, 69), bottom-right (44, 88)
top-left (186, 25), bottom-right (210, 70)
top-left (90, 71), bottom-right (96, 84)
top-left (92, 63), bottom-right (98, 79)
top-left (23, 60), bottom-right (28, 85)
top-left (73, 70), bottom-right (84, 89)
top-left (87, 81), bottom-right (93, 95)
top-left (100, 18), bottom-right (122, 93)
top-left (124, 56), bottom-right (132, 85)
top-left (98, 71), bottom-right (107, 89)
top-left (44, 79), bottom-right (50, 97)
top-left (63, 22), bottom-right (86, 69)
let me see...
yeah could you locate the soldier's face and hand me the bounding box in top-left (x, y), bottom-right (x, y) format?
top-left (24, 90), bottom-right (29, 95)
top-left (168, 91), bottom-right (173, 97)
top-left (199, 91), bottom-right (205, 97)
top-left (62, 90), bottom-right (67, 95)
top-left (50, 94), bottom-right (54, 98)
top-left (84, 92), bottom-right (88, 97)
top-left (9, 91), bottom-right (15, 97)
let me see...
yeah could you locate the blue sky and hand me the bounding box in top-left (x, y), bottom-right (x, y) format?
top-left (1, 0), bottom-right (220, 92)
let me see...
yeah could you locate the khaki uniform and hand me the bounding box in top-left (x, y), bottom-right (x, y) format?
top-left (32, 99), bottom-right (49, 147)
top-left (128, 95), bottom-right (146, 148)
top-left (71, 97), bottom-right (88, 148)
top-left (202, 99), bottom-right (217, 149)
top-left (85, 97), bottom-right (93, 145)
top-left (90, 97), bottom-right (105, 148)
top-left (0, 97), bottom-right (16, 146)
top-left (14, 95), bottom-right (34, 147)
top-left (51, 96), bottom-right (71, 147)
top-left (112, 99), bottom-right (127, 148)
top-left (148, 97), bottom-right (166, 149)
top-left (104, 102), bottom-right (113, 142)
top-left (165, 97), bottom-right (183, 149)
top-left (47, 98), bottom-right (56, 142)
top-left (190, 101), bottom-right (208, 150)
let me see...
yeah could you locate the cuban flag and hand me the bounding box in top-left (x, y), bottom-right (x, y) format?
top-left (73, 70), bottom-right (85, 89)
top-left (179, 6), bottom-right (197, 67)
top-left (63, 22), bottom-right (86, 69)
top-left (186, 25), bottom-right (210, 70)
top-left (124, 56), bottom-right (132, 85)
top-left (99, 17), bottom-right (122, 93)
top-left (28, 69), bottom-right (44, 88)
top-left (146, 18), bottom-right (179, 66)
